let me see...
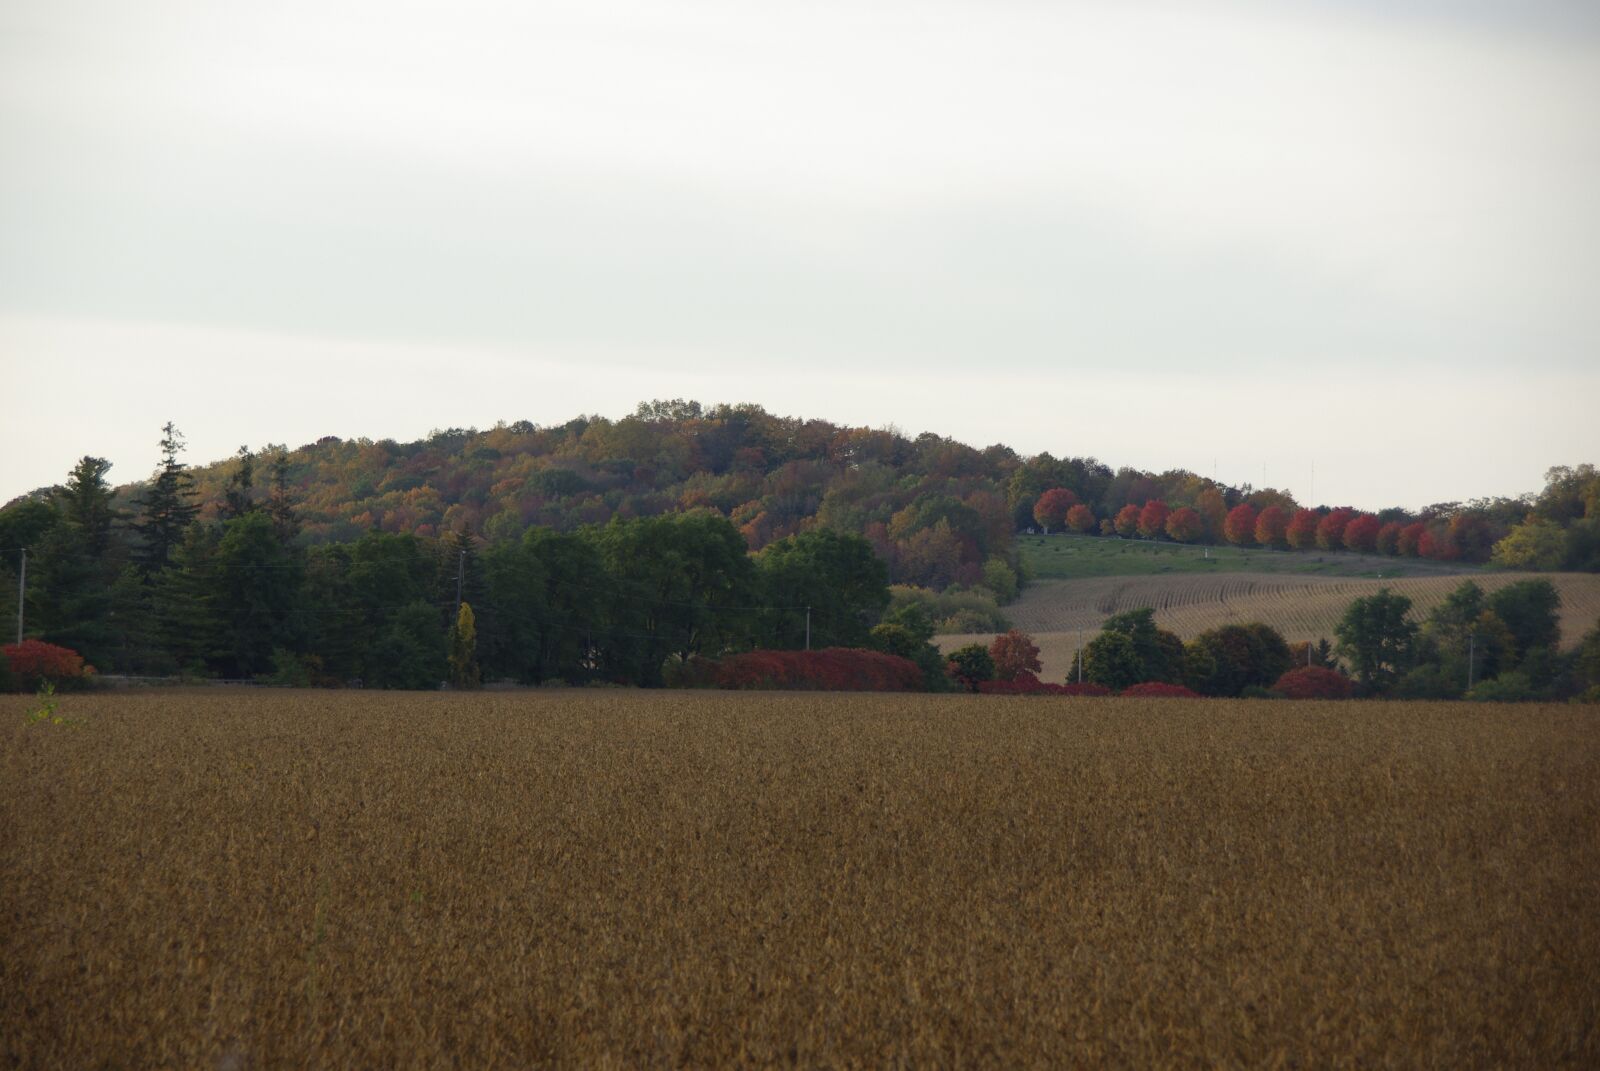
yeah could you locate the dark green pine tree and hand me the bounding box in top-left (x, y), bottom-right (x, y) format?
top-left (265, 451), bottom-right (301, 543)
top-left (134, 423), bottom-right (201, 573)
top-left (153, 523), bottom-right (222, 675)
top-left (59, 456), bottom-right (119, 557)
top-left (220, 446), bottom-right (256, 521)
top-left (28, 457), bottom-right (127, 667)
top-left (436, 528), bottom-right (485, 622)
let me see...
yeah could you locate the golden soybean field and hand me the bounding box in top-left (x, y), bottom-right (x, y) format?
top-left (3, 690), bottom-right (1597, 1068)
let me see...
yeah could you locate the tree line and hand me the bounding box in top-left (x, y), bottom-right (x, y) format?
top-left (1029, 464), bottom-right (1600, 570)
top-left (947, 579), bottom-right (1600, 703)
top-left (0, 426), bottom-right (922, 689)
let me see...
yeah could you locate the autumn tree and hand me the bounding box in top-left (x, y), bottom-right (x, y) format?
top-left (989, 630), bottom-right (1042, 682)
top-left (1164, 507), bottom-right (1203, 544)
top-left (448, 601), bottom-right (481, 689)
top-left (1223, 503), bottom-right (1257, 547)
top-left (1032, 488), bottom-right (1077, 533)
top-left (1254, 506), bottom-right (1289, 549)
top-left (1375, 521), bottom-right (1403, 556)
top-left (1195, 488), bottom-right (1229, 543)
top-left (1315, 508), bottom-right (1356, 551)
top-left (1341, 513), bottom-right (1380, 553)
top-left (1489, 518), bottom-right (1565, 571)
top-left (1066, 504), bottom-right (1097, 534)
top-left (1137, 500), bottom-right (1170, 539)
top-left (1114, 505), bottom-right (1140, 538)
top-left (1285, 508), bottom-right (1319, 550)
top-left (1396, 522), bottom-right (1426, 557)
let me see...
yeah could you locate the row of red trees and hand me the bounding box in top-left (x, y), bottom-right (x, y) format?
top-left (1036, 488), bottom-right (1494, 562)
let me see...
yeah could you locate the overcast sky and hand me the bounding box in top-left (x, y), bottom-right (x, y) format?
top-left (2, 0), bottom-right (1597, 510)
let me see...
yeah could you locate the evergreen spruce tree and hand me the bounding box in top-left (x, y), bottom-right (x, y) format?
top-left (221, 446), bottom-right (256, 520)
top-left (59, 456), bottom-right (118, 556)
top-left (134, 423), bottom-right (200, 573)
top-left (266, 451), bottom-right (301, 543)
top-left (153, 524), bottom-right (221, 675)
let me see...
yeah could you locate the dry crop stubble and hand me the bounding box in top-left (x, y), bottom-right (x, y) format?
top-left (2, 689), bottom-right (1597, 1067)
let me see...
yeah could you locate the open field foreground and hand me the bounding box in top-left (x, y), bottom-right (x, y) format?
top-left (4, 691), bottom-right (1597, 1067)
top-left (944, 571), bottom-right (1600, 681)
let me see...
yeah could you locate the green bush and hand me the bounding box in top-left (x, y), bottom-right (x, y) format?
top-left (1465, 672), bottom-right (1535, 703)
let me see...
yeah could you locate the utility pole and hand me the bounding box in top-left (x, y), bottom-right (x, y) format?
top-left (455, 549), bottom-right (465, 610)
top-left (1467, 631), bottom-right (1476, 691)
top-left (805, 606), bottom-right (811, 651)
top-left (14, 547), bottom-right (24, 645)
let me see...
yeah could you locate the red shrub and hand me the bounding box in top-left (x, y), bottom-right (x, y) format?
top-left (700, 648), bottom-right (923, 692)
top-left (1120, 681), bottom-right (1201, 698)
top-left (1274, 666), bottom-right (1352, 699)
top-left (976, 673), bottom-right (1112, 697)
top-left (2, 640), bottom-right (92, 690)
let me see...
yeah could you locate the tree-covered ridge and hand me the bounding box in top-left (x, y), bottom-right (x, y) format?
top-left (43, 401), bottom-right (1594, 597)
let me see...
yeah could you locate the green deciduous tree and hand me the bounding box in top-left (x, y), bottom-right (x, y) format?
top-left (946, 643), bottom-right (994, 692)
top-left (1335, 588), bottom-right (1417, 692)
top-left (1083, 630), bottom-right (1142, 692)
top-left (1487, 579), bottom-right (1561, 666)
top-left (1183, 623), bottom-right (1292, 697)
top-left (755, 528), bottom-right (889, 650)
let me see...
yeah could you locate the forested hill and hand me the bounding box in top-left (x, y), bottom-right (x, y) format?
top-left (17, 399), bottom-right (1600, 590)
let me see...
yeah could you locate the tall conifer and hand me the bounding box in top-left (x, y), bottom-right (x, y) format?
top-left (134, 423), bottom-right (200, 572)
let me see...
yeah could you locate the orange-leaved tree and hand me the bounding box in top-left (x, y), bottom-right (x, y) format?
top-left (1315, 507), bottom-right (1356, 551)
top-left (1137, 500), bottom-right (1170, 539)
top-left (1255, 505), bottom-right (1289, 549)
top-left (1342, 513), bottom-right (1381, 553)
top-left (1164, 506), bottom-right (1203, 543)
top-left (1032, 488), bottom-right (1077, 533)
top-left (1285, 508), bottom-right (1320, 550)
top-left (1067, 503), bottom-right (1097, 534)
top-left (989, 629), bottom-right (1043, 682)
top-left (1224, 503), bottom-right (1257, 546)
top-left (1396, 521), bottom-right (1426, 557)
top-left (1114, 504), bottom-right (1140, 538)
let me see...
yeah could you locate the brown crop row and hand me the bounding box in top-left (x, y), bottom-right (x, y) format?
top-left (3, 690), bottom-right (1597, 1067)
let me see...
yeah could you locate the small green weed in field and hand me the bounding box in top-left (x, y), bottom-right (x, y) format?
top-left (25, 682), bottom-right (77, 729)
